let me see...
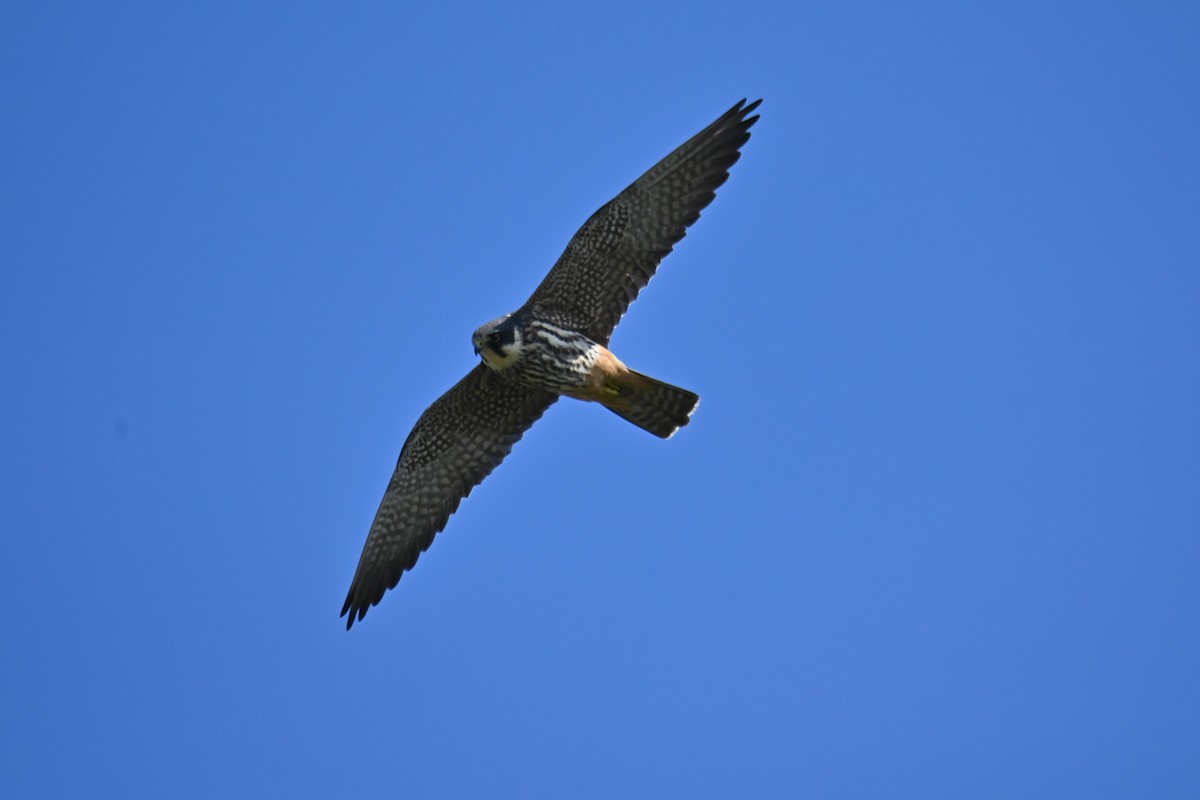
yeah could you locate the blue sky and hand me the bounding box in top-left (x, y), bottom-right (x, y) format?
top-left (3, 2), bottom-right (1198, 797)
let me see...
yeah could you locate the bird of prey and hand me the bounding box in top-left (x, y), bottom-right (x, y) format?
top-left (341, 99), bottom-right (761, 628)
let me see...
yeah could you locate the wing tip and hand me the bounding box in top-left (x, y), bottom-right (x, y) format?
top-left (727, 97), bottom-right (763, 125)
top-left (341, 576), bottom-right (386, 630)
top-left (341, 589), bottom-right (365, 630)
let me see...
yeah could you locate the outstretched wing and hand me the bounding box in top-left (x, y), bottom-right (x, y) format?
top-left (522, 99), bottom-right (761, 345)
top-left (342, 364), bottom-right (557, 628)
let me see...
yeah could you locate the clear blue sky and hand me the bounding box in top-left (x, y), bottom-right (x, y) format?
top-left (3, 3), bottom-right (1198, 797)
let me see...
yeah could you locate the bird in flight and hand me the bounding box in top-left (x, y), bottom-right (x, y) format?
top-left (342, 99), bottom-right (761, 628)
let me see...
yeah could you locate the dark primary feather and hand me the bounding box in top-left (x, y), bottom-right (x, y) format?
top-left (523, 99), bottom-right (761, 345)
top-left (341, 365), bottom-right (557, 628)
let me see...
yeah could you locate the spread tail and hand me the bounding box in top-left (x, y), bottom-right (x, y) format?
top-left (602, 370), bottom-right (699, 438)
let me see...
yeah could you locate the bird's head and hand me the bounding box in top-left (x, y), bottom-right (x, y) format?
top-left (472, 314), bottom-right (520, 370)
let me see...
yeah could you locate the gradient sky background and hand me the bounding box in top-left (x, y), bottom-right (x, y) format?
top-left (3, 3), bottom-right (1199, 797)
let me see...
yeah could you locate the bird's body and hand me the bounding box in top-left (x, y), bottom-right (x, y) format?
top-left (341, 99), bottom-right (761, 628)
top-left (474, 315), bottom-right (605, 395)
top-left (472, 314), bottom-right (697, 436)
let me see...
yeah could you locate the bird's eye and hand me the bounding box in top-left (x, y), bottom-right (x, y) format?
top-left (487, 332), bottom-right (501, 343)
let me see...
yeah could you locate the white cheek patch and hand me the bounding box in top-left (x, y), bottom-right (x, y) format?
top-left (481, 329), bottom-right (523, 371)
top-left (484, 347), bottom-right (519, 370)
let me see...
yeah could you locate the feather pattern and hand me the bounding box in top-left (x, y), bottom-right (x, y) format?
top-left (341, 365), bottom-right (556, 628)
top-left (524, 99), bottom-right (761, 345)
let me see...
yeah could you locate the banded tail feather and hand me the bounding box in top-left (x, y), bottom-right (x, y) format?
top-left (601, 370), bottom-right (699, 438)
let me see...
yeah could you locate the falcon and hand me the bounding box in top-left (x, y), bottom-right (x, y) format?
top-left (342, 99), bottom-right (761, 628)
